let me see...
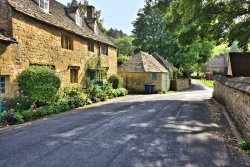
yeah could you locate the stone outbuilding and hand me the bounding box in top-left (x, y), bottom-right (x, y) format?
top-left (118, 52), bottom-right (170, 93)
top-left (0, 0), bottom-right (117, 98)
top-left (207, 54), bottom-right (228, 74)
top-left (227, 52), bottom-right (250, 77)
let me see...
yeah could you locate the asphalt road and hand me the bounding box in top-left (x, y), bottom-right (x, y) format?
top-left (0, 81), bottom-right (246, 167)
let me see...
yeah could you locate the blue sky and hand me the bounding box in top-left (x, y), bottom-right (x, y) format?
top-left (57, 0), bottom-right (145, 34)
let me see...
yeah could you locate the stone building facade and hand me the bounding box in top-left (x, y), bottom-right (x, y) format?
top-left (0, 0), bottom-right (117, 98)
top-left (118, 52), bottom-right (170, 93)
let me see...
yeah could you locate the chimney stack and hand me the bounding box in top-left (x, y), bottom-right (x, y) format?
top-left (87, 6), bottom-right (95, 19)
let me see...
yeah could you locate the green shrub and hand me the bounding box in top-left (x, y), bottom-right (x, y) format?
top-left (8, 96), bottom-right (32, 112)
top-left (238, 140), bottom-right (250, 150)
top-left (63, 87), bottom-right (87, 108)
top-left (14, 112), bottom-right (24, 124)
top-left (103, 83), bottom-right (114, 99)
top-left (87, 85), bottom-right (103, 98)
top-left (115, 88), bottom-right (128, 96)
top-left (1, 111), bottom-right (7, 123)
top-left (22, 109), bottom-right (34, 121)
top-left (18, 66), bottom-right (61, 105)
top-left (108, 75), bottom-right (124, 89)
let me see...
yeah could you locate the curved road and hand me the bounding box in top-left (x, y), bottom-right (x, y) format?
top-left (0, 81), bottom-right (247, 167)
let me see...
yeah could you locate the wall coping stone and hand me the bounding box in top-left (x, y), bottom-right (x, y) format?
top-left (215, 76), bottom-right (250, 95)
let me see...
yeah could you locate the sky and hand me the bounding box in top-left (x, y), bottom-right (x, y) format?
top-left (57, 0), bottom-right (145, 35)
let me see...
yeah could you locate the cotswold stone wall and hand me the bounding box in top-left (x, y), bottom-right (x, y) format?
top-left (170, 79), bottom-right (191, 91)
top-left (214, 77), bottom-right (250, 140)
top-left (118, 72), bottom-right (170, 93)
top-left (0, 11), bottom-right (117, 97)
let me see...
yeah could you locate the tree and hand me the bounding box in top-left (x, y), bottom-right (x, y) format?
top-left (67, 0), bottom-right (81, 7)
top-left (132, 1), bottom-right (214, 76)
top-left (163, 0), bottom-right (250, 51)
top-left (107, 28), bottom-right (127, 39)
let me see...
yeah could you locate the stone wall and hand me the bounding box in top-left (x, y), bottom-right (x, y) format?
top-left (214, 77), bottom-right (250, 140)
top-left (0, 11), bottom-right (117, 97)
top-left (170, 79), bottom-right (191, 91)
top-left (118, 72), bottom-right (170, 93)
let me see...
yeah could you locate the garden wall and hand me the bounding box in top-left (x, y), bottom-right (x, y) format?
top-left (170, 79), bottom-right (191, 91)
top-left (214, 76), bottom-right (250, 140)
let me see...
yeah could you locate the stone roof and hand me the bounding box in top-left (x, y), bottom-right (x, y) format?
top-left (152, 52), bottom-right (175, 70)
top-left (208, 55), bottom-right (227, 68)
top-left (118, 51), bottom-right (168, 73)
top-left (7, 0), bottom-right (115, 47)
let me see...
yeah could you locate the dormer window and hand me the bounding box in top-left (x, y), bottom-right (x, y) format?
top-left (39, 0), bottom-right (49, 13)
top-left (76, 14), bottom-right (82, 26)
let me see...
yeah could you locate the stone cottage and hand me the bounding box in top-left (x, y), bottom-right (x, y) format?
top-left (207, 54), bottom-right (228, 74)
top-left (0, 0), bottom-right (117, 98)
top-left (118, 52), bottom-right (170, 93)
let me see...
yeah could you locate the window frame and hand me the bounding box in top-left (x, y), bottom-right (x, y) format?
top-left (61, 34), bottom-right (73, 50)
top-left (39, 0), bottom-right (49, 13)
top-left (88, 41), bottom-right (94, 52)
top-left (0, 76), bottom-right (6, 94)
top-left (101, 44), bottom-right (108, 56)
top-left (70, 68), bottom-right (79, 84)
top-left (76, 14), bottom-right (82, 26)
top-left (151, 72), bottom-right (157, 80)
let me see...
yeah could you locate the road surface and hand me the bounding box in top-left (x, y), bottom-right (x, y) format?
top-left (0, 81), bottom-right (247, 167)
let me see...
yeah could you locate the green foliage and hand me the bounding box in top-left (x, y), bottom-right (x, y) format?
top-left (14, 112), bottom-right (24, 124)
top-left (107, 28), bottom-right (127, 39)
top-left (18, 66), bottom-right (61, 105)
top-left (117, 55), bottom-right (131, 66)
top-left (132, 3), bottom-right (213, 75)
top-left (238, 140), bottom-right (250, 151)
top-left (114, 36), bottom-right (135, 56)
top-left (163, 0), bottom-right (250, 51)
top-left (8, 96), bottom-right (32, 112)
top-left (108, 75), bottom-right (124, 89)
top-left (246, 150), bottom-right (250, 156)
top-left (21, 109), bottom-right (34, 121)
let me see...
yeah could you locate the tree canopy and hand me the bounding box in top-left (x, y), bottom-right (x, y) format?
top-left (132, 1), bottom-right (214, 76)
top-left (162, 0), bottom-right (250, 51)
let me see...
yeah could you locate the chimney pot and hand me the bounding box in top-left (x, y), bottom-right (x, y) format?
top-left (87, 6), bottom-right (95, 19)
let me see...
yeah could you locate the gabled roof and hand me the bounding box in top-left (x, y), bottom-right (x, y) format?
top-left (118, 51), bottom-right (168, 73)
top-left (152, 53), bottom-right (175, 70)
top-left (7, 0), bottom-right (115, 47)
top-left (208, 54), bottom-right (227, 68)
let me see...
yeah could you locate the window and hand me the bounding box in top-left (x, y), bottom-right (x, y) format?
top-left (76, 15), bottom-right (82, 26)
top-left (0, 76), bottom-right (6, 93)
top-left (101, 45), bottom-right (108, 55)
top-left (61, 34), bottom-right (73, 50)
top-left (88, 41), bottom-right (94, 52)
top-left (39, 0), bottom-right (49, 13)
top-left (70, 69), bottom-right (79, 83)
top-left (151, 73), bottom-right (157, 80)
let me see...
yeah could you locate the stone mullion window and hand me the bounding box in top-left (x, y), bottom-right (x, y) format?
top-left (61, 34), bottom-right (73, 50)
